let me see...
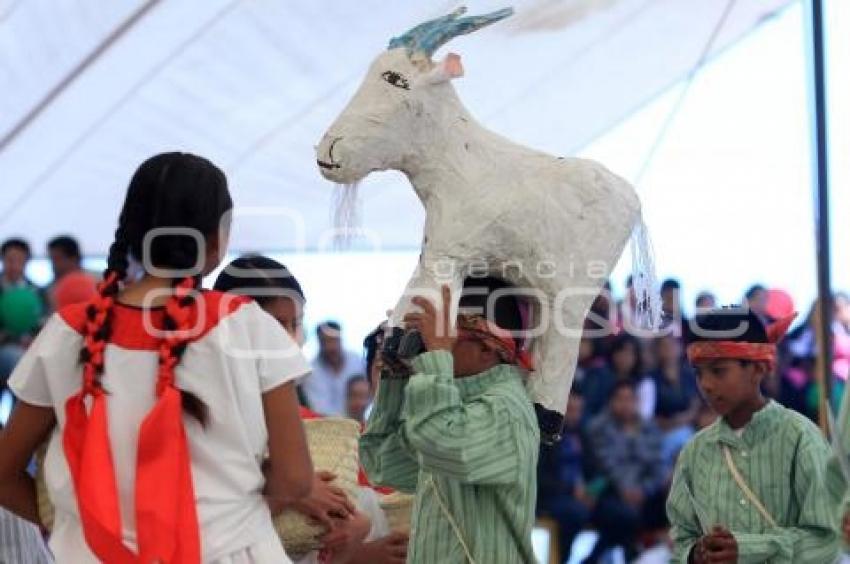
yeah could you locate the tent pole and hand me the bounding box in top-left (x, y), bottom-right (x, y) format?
top-left (808, 0), bottom-right (832, 432)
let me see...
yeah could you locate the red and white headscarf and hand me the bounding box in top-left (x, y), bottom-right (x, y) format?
top-left (457, 314), bottom-right (534, 371)
top-left (686, 313), bottom-right (796, 371)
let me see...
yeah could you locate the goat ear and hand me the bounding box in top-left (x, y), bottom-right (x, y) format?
top-left (441, 53), bottom-right (464, 78)
top-left (417, 52), bottom-right (465, 85)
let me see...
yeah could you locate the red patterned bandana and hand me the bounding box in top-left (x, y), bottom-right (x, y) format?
top-left (686, 313), bottom-right (796, 370)
top-left (457, 314), bottom-right (534, 371)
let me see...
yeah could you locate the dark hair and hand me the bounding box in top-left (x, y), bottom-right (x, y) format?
top-left (363, 323), bottom-right (385, 379)
top-left (695, 291), bottom-right (715, 306)
top-left (47, 235), bottom-right (82, 261)
top-left (1, 238), bottom-right (31, 258)
top-left (610, 378), bottom-right (636, 398)
top-left (745, 284), bottom-right (766, 301)
top-left (608, 333), bottom-right (643, 379)
top-left (660, 278), bottom-right (681, 293)
top-left (213, 255), bottom-right (304, 307)
top-left (459, 276), bottom-right (523, 336)
top-left (346, 375), bottom-right (369, 395)
top-left (690, 306), bottom-right (768, 344)
top-left (317, 320), bottom-right (342, 338)
top-left (83, 152), bottom-right (233, 425)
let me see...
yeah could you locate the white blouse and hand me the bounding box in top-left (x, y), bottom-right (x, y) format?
top-left (10, 295), bottom-right (309, 563)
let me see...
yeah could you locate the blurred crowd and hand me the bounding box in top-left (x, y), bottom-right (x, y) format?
top-left (0, 236), bottom-right (98, 396)
top-left (2, 235), bottom-right (849, 563)
top-left (537, 276), bottom-right (850, 562)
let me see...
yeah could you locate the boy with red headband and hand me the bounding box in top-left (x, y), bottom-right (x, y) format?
top-left (667, 306), bottom-right (846, 564)
top-left (360, 277), bottom-right (539, 564)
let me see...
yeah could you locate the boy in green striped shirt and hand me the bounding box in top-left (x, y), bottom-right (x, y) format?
top-left (667, 307), bottom-right (846, 563)
top-left (360, 278), bottom-right (539, 563)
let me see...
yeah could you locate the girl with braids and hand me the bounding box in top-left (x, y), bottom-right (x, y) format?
top-left (0, 153), bottom-right (314, 563)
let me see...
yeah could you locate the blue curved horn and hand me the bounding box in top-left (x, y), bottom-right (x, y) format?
top-left (389, 6), bottom-right (514, 57)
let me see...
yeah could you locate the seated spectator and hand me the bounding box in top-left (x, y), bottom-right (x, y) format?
top-left (46, 235), bottom-right (85, 281)
top-left (744, 283), bottom-right (770, 324)
top-left (651, 335), bottom-right (699, 470)
top-left (345, 376), bottom-right (371, 425)
top-left (0, 238), bottom-right (45, 394)
top-left (832, 292), bottom-right (850, 407)
top-left (584, 381), bottom-right (667, 563)
top-left (537, 389), bottom-right (594, 562)
top-left (45, 236), bottom-right (97, 311)
top-left (785, 298), bottom-right (848, 413)
top-left (304, 321), bottom-right (366, 416)
top-left (583, 334), bottom-right (655, 423)
top-left (694, 291), bottom-right (716, 312)
top-left (660, 278), bottom-right (691, 342)
top-left (585, 279), bottom-right (616, 337)
top-left (573, 336), bottom-right (605, 389)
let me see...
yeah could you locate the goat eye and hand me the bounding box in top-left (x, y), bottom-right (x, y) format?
top-left (381, 70), bottom-right (410, 90)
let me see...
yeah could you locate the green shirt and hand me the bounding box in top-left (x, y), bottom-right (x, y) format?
top-left (666, 400), bottom-right (846, 563)
top-left (360, 351), bottom-right (540, 564)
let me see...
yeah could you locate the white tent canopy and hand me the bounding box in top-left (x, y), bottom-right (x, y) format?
top-left (0, 0), bottom-right (791, 255)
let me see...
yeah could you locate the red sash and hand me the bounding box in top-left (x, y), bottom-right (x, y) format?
top-left (62, 278), bottom-right (202, 563)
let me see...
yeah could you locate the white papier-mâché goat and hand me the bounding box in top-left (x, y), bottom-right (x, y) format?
top-left (316, 7), bottom-right (644, 440)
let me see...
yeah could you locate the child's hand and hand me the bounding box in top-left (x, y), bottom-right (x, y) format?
top-left (693, 526), bottom-right (736, 564)
top-left (291, 471), bottom-right (356, 529)
top-left (404, 285), bottom-right (456, 352)
top-left (843, 512), bottom-right (850, 543)
top-left (321, 511), bottom-right (373, 560)
top-left (350, 531), bottom-right (409, 564)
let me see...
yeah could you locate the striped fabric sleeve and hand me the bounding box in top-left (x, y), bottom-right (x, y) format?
top-left (666, 447), bottom-right (701, 564)
top-left (784, 425), bottom-right (843, 563)
top-left (359, 378), bottom-right (420, 493)
top-left (730, 532), bottom-right (791, 563)
top-left (401, 351), bottom-right (521, 485)
top-left (735, 426), bottom-right (841, 564)
top-left (0, 508), bottom-right (52, 564)
top-left (838, 375), bottom-right (850, 552)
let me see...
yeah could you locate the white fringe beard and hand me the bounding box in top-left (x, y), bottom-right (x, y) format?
top-left (331, 182), bottom-right (361, 249)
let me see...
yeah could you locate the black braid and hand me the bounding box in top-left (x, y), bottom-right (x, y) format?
top-left (163, 275), bottom-right (208, 426)
top-left (77, 222), bottom-right (129, 381)
top-left (94, 152), bottom-right (231, 425)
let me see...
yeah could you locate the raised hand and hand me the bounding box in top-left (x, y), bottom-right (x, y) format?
top-left (403, 285), bottom-right (456, 353)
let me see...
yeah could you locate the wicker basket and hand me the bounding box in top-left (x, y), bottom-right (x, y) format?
top-left (379, 491), bottom-right (415, 533)
top-left (34, 441), bottom-right (54, 532)
top-left (273, 417), bottom-right (361, 557)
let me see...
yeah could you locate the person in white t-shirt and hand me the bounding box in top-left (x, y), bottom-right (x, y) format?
top-left (215, 255), bottom-right (408, 564)
top-left (303, 322), bottom-right (366, 416)
top-left (0, 152), bottom-right (314, 563)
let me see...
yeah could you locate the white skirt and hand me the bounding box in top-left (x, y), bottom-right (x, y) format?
top-left (211, 533), bottom-right (292, 564)
top-left (49, 519), bottom-right (290, 564)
